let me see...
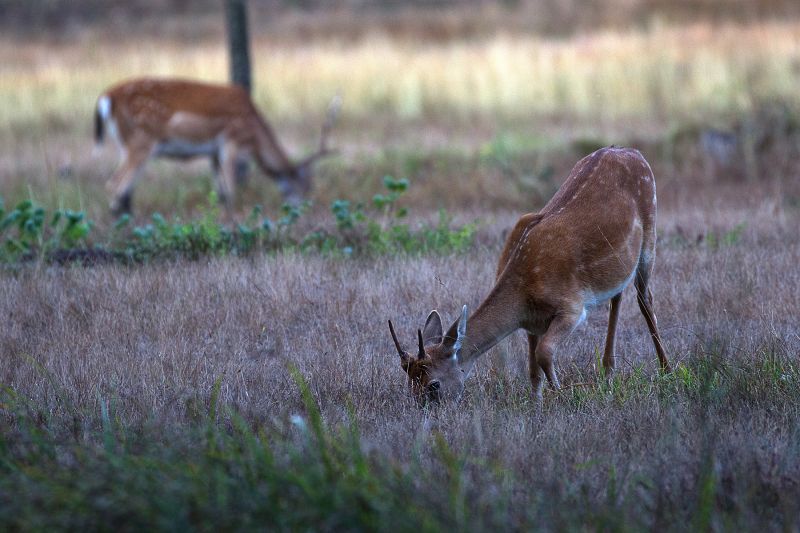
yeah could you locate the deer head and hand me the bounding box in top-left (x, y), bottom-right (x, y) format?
top-left (388, 305), bottom-right (468, 404)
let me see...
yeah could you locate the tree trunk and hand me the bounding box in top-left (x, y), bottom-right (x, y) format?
top-left (224, 0), bottom-right (252, 93)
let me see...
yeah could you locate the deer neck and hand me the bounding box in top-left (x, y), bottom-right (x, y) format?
top-left (253, 117), bottom-right (294, 175)
top-left (448, 281), bottom-right (524, 365)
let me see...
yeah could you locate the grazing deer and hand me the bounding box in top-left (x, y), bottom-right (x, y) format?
top-left (388, 147), bottom-right (671, 404)
top-left (94, 78), bottom-right (338, 214)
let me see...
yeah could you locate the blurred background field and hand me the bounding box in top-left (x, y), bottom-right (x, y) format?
top-left (1, 0), bottom-right (799, 221)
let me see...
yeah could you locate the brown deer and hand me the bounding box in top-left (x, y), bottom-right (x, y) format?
top-left (94, 78), bottom-right (338, 214)
top-left (388, 147), bottom-right (671, 404)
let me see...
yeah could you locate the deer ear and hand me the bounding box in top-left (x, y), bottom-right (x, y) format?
top-left (422, 310), bottom-right (444, 345)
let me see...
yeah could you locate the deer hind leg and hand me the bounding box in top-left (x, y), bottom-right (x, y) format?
top-left (602, 293), bottom-right (622, 377)
top-left (210, 153), bottom-right (220, 175)
top-left (634, 263), bottom-right (671, 373)
top-left (234, 157), bottom-right (250, 186)
top-left (106, 141), bottom-right (153, 215)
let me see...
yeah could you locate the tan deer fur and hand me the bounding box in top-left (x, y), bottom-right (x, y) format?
top-left (95, 78), bottom-right (337, 214)
top-left (388, 146), bottom-right (671, 404)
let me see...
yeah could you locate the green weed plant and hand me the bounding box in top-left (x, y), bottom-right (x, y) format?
top-left (0, 177), bottom-right (476, 265)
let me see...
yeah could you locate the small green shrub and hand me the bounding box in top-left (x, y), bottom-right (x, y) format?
top-left (328, 175), bottom-right (476, 256)
top-left (705, 222), bottom-right (746, 250)
top-left (0, 198), bottom-right (93, 262)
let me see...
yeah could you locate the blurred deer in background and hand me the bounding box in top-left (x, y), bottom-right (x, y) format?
top-left (95, 78), bottom-right (339, 215)
top-left (388, 147), bottom-right (671, 405)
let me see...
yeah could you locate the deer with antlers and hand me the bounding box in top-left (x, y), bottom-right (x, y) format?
top-left (95, 78), bottom-right (338, 214)
top-left (388, 146), bottom-right (671, 405)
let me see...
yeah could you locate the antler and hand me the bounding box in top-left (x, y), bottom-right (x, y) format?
top-left (388, 320), bottom-right (404, 357)
top-left (417, 329), bottom-right (425, 359)
top-left (318, 94), bottom-right (341, 155)
top-left (298, 95), bottom-right (341, 167)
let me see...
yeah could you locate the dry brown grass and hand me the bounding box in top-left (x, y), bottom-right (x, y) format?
top-left (2, 198), bottom-right (799, 526)
top-left (2, 205), bottom-right (797, 420)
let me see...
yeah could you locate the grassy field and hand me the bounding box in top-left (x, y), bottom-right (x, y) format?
top-left (2, 6), bottom-right (800, 530)
top-left (3, 21), bottom-right (799, 126)
top-left (1, 18), bottom-right (799, 221)
top-left (2, 209), bottom-right (799, 528)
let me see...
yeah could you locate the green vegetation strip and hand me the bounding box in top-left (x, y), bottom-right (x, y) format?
top-left (0, 177), bottom-right (476, 265)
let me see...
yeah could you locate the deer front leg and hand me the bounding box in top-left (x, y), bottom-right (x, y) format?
top-left (527, 334), bottom-right (544, 401)
top-left (535, 312), bottom-right (582, 396)
top-left (602, 293), bottom-right (622, 377)
top-left (215, 140), bottom-right (239, 211)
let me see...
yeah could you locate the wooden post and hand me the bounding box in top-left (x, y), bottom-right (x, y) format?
top-left (225, 0), bottom-right (252, 93)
